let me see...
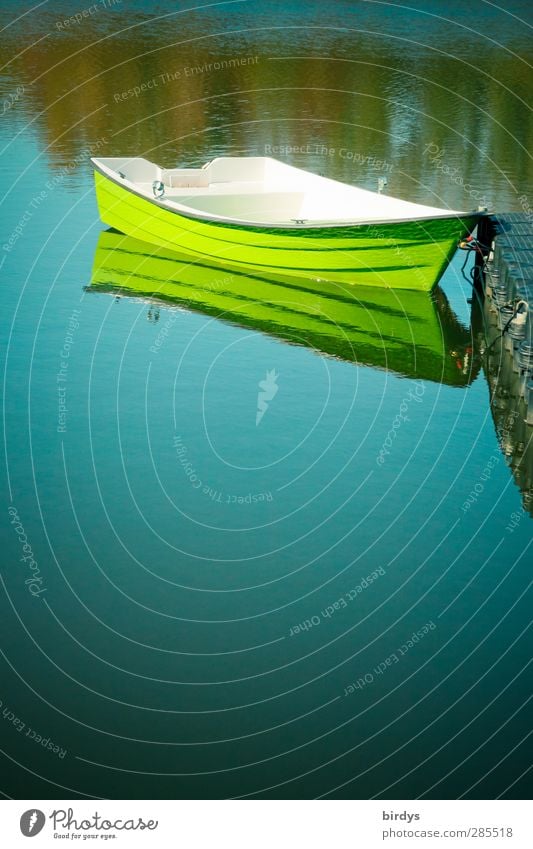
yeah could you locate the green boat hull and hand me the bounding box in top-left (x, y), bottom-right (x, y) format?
top-left (88, 230), bottom-right (479, 386)
top-left (94, 171), bottom-right (477, 291)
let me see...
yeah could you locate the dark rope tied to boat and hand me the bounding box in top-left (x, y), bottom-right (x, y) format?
top-left (454, 235), bottom-right (486, 370)
top-left (457, 236), bottom-right (529, 352)
top-left (458, 234), bottom-right (488, 286)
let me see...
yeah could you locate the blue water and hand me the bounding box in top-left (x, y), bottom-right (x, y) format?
top-left (0, 0), bottom-right (532, 799)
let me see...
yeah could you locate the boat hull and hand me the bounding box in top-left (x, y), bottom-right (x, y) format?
top-left (94, 171), bottom-right (477, 291)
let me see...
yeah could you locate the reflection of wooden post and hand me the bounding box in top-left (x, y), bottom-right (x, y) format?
top-left (527, 379), bottom-right (533, 426)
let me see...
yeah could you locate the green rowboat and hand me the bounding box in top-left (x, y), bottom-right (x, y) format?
top-left (91, 156), bottom-right (481, 291)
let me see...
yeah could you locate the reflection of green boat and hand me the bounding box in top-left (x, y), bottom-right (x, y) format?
top-left (88, 230), bottom-right (480, 386)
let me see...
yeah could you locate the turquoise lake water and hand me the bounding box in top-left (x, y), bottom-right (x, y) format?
top-left (0, 0), bottom-right (532, 799)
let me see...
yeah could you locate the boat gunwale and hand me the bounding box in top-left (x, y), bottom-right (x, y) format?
top-left (91, 157), bottom-right (482, 232)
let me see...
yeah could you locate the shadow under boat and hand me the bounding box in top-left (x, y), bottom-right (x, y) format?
top-left (87, 229), bottom-right (480, 387)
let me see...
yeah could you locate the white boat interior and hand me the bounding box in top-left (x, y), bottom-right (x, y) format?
top-left (92, 156), bottom-right (469, 227)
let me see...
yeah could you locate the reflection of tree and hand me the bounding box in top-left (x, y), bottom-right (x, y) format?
top-left (1, 15), bottom-right (531, 205)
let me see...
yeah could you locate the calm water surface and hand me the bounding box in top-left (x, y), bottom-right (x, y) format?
top-left (0, 0), bottom-right (532, 799)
